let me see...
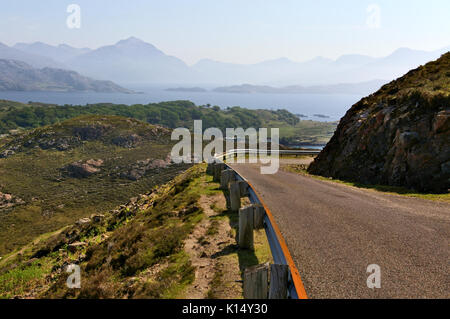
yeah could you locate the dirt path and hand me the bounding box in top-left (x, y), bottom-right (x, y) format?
top-left (183, 194), bottom-right (240, 299)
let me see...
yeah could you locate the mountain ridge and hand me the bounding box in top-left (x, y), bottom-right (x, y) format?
top-left (13, 42), bottom-right (91, 63)
top-left (7, 37), bottom-right (449, 86)
top-left (0, 59), bottom-right (134, 93)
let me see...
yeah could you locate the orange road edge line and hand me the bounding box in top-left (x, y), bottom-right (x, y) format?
top-left (231, 166), bottom-right (308, 299)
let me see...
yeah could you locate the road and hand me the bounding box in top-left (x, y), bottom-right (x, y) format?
top-left (229, 159), bottom-right (450, 299)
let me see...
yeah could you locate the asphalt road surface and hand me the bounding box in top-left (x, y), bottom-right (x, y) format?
top-left (229, 160), bottom-right (450, 298)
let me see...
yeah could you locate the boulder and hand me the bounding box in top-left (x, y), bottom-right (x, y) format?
top-left (90, 214), bottom-right (105, 223)
top-left (76, 218), bottom-right (91, 226)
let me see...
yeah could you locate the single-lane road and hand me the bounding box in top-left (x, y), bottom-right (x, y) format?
top-left (229, 160), bottom-right (450, 298)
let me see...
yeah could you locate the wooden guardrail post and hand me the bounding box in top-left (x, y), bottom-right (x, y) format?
top-left (243, 263), bottom-right (269, 299)
top-left (239, 181), bottom-right (249, 197)
top-left (206, 162), bottom-right (214, 175)
top-left (213, 163), bottom-right (224, 182)
top-left (229, 181), bottom-right (241, 212)
top-left (253, 204), bottom-right (265, 229)
top-left (239, 205), bottom-right (254, 249)
top-left (220, 169), bottom-right (234, 190)
top-left (269, 264), bottom-right (289, 299)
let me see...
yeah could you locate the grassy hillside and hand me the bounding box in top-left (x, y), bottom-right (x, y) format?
top-left (0, 165), bottom-right (272, 299)
top-left (0, 99), bottom-right (336, 145)
top-left (278, 120), bottom-right (338, 145)
top-left (0, 115), bottom-right (190, 255)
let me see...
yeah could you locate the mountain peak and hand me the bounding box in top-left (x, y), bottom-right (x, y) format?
top-left (116, 37), bottom-right (147, 46)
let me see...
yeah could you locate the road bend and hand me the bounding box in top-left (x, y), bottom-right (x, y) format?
top-left (229, 159), bottom-right (450, 298)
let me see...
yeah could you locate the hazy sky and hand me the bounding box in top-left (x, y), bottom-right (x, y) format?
top-left (1, 0), bottom-right (449, 65)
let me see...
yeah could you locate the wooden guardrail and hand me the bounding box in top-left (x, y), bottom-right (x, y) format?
top-left (208, 149), bottom-right (312, 299)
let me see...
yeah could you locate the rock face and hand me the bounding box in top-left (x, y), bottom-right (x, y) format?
top-left (308, 52), bottom-right (450, 193)
top-left (66, 159), bottom-right (104, 178)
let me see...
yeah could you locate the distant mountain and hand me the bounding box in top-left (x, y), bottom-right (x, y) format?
top-left (344, 47), bottom-right (450, 83)
top-left (0, 59), bottom-right (133, 93)
top-left (334, 54), bottom-right (376, 67)
top-left (14, 42), bottom-right (91, 63)
top-left (193, 47), bottom-right (449, 86)
top-left (68, 37), bottom-right (191, 83)
top-left (213, 80), bottom-right (386, 95)
top-left (4, 37), bottom-right (449, 87)
top-left (0, 42), bottom-right (63, 69)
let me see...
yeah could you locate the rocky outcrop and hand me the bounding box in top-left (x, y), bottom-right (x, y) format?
top-left (0, 192), bottom-right (25, 209)
top-left (73, 124), bottom-right (111, 140)
top-left (120, 156), bottom-right (172, 181)
top-left (65, 159), bottom-right (104, 178)
top-left (0, 149), bottom-right (15, 158)
top-left (308, 53), bottom-right (450, 193)
top-left (112, 134), bottom-right (140, 148)
top-left (31, 188), bottom-right (161, 259)
top-left (0, 116), bottom-right (172, 158)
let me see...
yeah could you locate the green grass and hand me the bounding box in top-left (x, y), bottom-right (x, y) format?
top-left (0, 261), bottom-right (47, 298)
top-left (0, 165), bottom-right (211, 299)
top-left (0, 164), bottom-right (275, 299)
top-left (157, 252), bottom-right (196, 299)
top-left (276, 120), bottom-right (337, 145)
top-left (0, 115), bottom-right (188, 255)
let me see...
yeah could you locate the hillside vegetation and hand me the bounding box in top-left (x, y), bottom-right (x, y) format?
top-left (0, 165), bottom-right (272, 299)
top-left (0, 115), bottom-right (189, 255)
top-left (0, 99), bottom-right (336, 145)
top-left (309, 52), bottom-right (450, 192)
top-left (0, 100), bottom-right (298, 133)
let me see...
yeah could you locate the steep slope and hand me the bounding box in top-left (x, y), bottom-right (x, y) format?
top-left (308, 52), bottom-right (450, 193)
top-left (0, 166), bottom-right (205, 299)
top-left (0, 59), bottom-right (133, 93)
top-left (0, 165), bottom-right (272, 299)
top-left (0, 115), bottom-right (189, 254)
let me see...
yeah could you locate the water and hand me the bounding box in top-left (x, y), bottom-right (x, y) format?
top-left (0, 86), bottom-right (363, 122)
top-left (293, 145), bottom-right (325, 150)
